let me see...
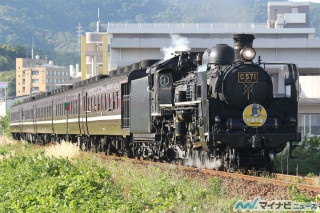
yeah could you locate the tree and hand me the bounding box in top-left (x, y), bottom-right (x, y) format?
top-left (0, 112), bottom-right (11, 137)
top-left (276, 136), bottom-right (320, 175)
top-left (0, 44), bottom-right (28, 71)
top-left (0, 70), bottom-right (16, 98)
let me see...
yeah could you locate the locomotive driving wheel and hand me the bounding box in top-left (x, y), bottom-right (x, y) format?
top-left (223, 146), bottom-right (237, 172)
top-left (154, 141), bottom-right (166, 162)
top-left (199, 149), bottom-right (209, 165)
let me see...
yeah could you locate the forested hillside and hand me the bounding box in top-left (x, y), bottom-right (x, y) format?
top-left (0, 0), bottom-right (319, 68)
top-left (1, 0), bottom-right (319, 53)
top-left (0, 0), bottom-right (269, 52)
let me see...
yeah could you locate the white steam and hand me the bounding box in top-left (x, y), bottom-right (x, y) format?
top-left (183, 151), bottom-right (222, 170)
top-left (161, 34), bottom-right (191, 60)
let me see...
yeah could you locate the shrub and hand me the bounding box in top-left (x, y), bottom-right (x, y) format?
top-left (275, 136), bottom-right (320, 175)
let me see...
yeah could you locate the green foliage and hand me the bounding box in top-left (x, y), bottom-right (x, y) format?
top-left (0, 144), bottom-right (235, 212)
top-left (0, 0), bottom-right (319, 70)
top-left (0, 112), bottom-right (11, 137)
top-left (98, 159), bottom-right (234, 212)
top-left (0, 70), bottom-right (16, 97)
top-left (0, 44), bottom-right (27, 71)
top-left (1, 0), bottom-right (320, 56)
top-left (288, 184), bottom-right (313, 202)
top-left (275, 136), bottom-right (320, 175)
top-left (0, 153), bottom-right (125, 212)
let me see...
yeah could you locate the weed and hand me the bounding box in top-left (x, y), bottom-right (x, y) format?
top-left (0, 137), bottom-right (237, 212)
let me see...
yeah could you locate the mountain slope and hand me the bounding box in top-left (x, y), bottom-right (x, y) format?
top-left (0, 0), bottom-right (268, 52)
top-left (0, 0), bottom-right (319, 54)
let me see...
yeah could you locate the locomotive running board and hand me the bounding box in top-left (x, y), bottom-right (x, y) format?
top-left (160, 100), bottom-right (201, 110)
top-left (160, 100), bottom-right (200, 107)
top-left (132, 133), bottom-right (156, 142)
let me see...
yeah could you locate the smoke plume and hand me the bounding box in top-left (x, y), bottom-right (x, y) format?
top-left (161, 34), bottom-right (191, 60)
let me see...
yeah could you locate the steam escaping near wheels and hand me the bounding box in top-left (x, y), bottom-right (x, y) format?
top-left (183, 150), bottom-right (222, 170)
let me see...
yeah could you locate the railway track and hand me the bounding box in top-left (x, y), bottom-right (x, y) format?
top-left (186, 167), bottom-right (320, 194)
top-left (274, 173), bottom-right (318, 187)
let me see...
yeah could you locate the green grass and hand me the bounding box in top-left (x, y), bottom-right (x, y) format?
top-left (0, 137), bottom-right (237, 212)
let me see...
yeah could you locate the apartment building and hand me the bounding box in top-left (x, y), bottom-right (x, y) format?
top-left (16, 57), bottom-right (71, 97)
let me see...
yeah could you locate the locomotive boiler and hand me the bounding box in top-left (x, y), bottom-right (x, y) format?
top-left (10, 34), bottom-right (301, 172)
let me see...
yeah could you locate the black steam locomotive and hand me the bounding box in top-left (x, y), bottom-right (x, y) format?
top-left (10, 34), bottom-right (301, 172)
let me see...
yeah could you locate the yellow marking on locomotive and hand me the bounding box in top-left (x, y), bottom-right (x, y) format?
top-left (243, 103), bottom-right (267, 127)
top-left (238, 72), bottom-right (258, 100)
top-left (238, 72), bottom-right (258, 83)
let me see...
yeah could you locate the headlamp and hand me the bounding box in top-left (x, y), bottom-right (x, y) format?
top-left (240, 47), bottom-right (256, 61)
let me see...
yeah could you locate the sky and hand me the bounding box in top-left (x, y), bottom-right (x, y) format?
top-left (290, 0), bottom-right (320, 2)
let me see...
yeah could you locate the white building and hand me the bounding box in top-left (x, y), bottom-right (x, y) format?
top-left (81, 1), bottom-right (320, 136)
top-left (0, 83), bottom-right (8, 117)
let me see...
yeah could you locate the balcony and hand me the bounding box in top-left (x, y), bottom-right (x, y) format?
top-left (105, 22), bottom-right (314, 35)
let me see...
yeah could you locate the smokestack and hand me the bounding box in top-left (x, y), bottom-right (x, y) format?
top-left (233, 34), bottom-right (255, 62)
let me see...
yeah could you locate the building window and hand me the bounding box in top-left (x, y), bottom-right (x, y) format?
top-left (113, 92), bottom-right (118, 109)
top-left (292, 7), bottom-right (298, 13)
top-left (32, 71), bottom-right (39, 75)
top-left (31, 87), bottom-right (39, 93)
top-left (299, 114), bottom-right (320, 137)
